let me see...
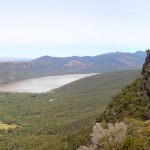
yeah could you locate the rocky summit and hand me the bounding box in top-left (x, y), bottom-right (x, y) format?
top-left (142, 49), bottom-right (150, 95)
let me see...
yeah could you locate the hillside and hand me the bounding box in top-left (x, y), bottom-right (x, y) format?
top-left (97, 78), bottom-right (150, 123)
top-left (78, 51), bottom-right (150, 150)
top-left (0, 70), bottom-right (140, 150)
top-left (0, 51), bottom-right (145, 84)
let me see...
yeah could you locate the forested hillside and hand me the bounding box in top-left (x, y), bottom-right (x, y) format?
top-left (0, 70), bottom-right (140, 150)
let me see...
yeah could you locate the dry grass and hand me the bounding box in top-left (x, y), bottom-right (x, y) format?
top-left (0, 121), bottom-right (18, 130)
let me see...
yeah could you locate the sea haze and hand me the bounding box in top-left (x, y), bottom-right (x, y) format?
top-left (0, 74), bottom-right (97, 93)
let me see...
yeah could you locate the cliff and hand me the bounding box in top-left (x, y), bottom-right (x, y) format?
top-left (142, 49), bottom-right (150, 95)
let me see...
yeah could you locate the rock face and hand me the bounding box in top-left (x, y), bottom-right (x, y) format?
top-left (142, 49), bottom-right (150, 95)
top-left (77, 122), bottom-right (127, 150)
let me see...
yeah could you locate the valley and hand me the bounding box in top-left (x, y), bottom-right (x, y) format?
top-left (0, 52), bottom-right (147, 150)
top-left (1, 1), bottom-right (150, 149)
top-left (0, 70), bottom-right (140, 150)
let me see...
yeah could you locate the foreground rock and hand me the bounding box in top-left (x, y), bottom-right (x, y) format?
top-left (77, 122), bottom-right (127, 150)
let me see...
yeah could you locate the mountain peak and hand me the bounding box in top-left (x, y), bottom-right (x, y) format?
top-left (142, 49), bottom-right (150, 95)
top-left (32, 55), bottom-right (53, 62)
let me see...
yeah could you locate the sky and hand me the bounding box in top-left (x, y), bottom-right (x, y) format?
top-left (0, 0), bottom-right (150, 58)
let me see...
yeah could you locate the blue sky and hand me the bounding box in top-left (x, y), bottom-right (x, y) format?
top-left (0, 0), bottom-right (150, 58)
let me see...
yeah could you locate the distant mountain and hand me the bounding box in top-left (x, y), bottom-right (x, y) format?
top-left (0, 51), bottom-right (146, 84)
top-left (31, 51), bottom-right (146, 72)
top-left (0, 57), bottom-right (33, 62)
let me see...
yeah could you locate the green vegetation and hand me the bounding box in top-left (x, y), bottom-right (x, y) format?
top-left (0, 70), bottom-right (140, 150)
top-left (94, 119), bottom-right (150, 150)
top-left (97, 77), bottom-right (150, 123)
top-left (95, 76), bottom-right (150, 150)
top-left (122, 118), bottom-right (150, 150)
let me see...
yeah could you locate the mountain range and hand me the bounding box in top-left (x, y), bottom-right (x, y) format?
top-left (0, 57), bottom-right (32, 62)
top-left (0, 51), bottom-right (146, 84)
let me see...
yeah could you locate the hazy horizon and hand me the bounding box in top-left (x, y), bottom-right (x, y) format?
top-left (0, 0), bottom-right (150, 58)
top-left (0, 50), bottom-right (146, 59)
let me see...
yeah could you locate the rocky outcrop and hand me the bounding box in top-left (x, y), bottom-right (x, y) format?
top-left (65, 60), bottom-right (92, 69)
top-left (77, 122), bottom-right (127, 150)
top-left (142, 49), bottom-right (150, 95)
